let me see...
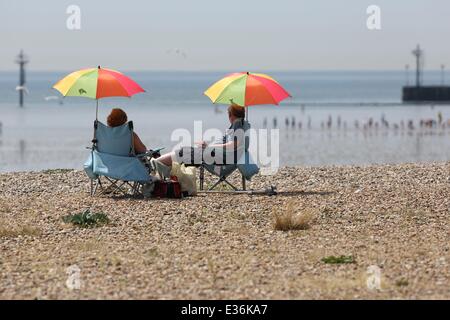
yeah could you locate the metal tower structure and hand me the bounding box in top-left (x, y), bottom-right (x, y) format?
top-left (404, 64), bottom-right (410, 86)
top-left (15, 50), bottom-right (29, 107)
top-left (411, 44), bottom-right (423, 87)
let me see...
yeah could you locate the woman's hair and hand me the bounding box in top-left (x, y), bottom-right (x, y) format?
top-left (228, 104), bottom-right (245, 119)
top-left (107, 108), bottom-right (128, 127)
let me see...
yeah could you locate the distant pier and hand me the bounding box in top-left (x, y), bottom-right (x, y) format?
top-left (402, 44), bottom-right (450, 102)
top-left (403, 86), bottom-right (450, 102)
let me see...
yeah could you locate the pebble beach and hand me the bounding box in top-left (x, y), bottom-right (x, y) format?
top-left (0, 162), bottom-right (449, 299)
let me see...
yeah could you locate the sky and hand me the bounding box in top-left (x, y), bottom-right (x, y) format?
top-left (1, 0), bottom-right (450, 71)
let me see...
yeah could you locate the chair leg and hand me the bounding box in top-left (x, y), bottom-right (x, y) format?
top-left (223, 178), bottom-right (238, 191)
top-left (131, 182), bottom-right (140, 196)
top-left (103, 177), bottom-right (128, 196)
top-left (129, 182), bottom-right (143, 197)
top-left (208, 177), bottom-right (223, 191)
top-left (208, 176), bottom-right (238, 191)
top-left (199, 166), bottom-right (205, 191)
top-left (91, 179), bottom-right (100, 196)
top-left (90, 177), bottom-right (148, 197)
top-left (242, 174), bottom-right (246, 191)
top-left (115, 181), bottom-right (129, 196)
top-left (94, 178), bottom-right (104, 195)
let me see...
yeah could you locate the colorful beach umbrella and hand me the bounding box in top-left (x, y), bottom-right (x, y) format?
top-left (204, 72), bottom-right (291, 109)
top-left (53, 66), bottom-right (145, 119)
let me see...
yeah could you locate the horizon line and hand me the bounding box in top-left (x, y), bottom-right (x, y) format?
top-left (0, 68), bottom-right (446, 73)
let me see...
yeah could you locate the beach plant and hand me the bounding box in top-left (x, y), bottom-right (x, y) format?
top-left (321, 255), bottom-right (355, 264)
top-left (273, 201), bottom-right (313, 231)
top-left (63, 209), bottom-right (109, 228)
top-left (395, 278), bottom-right (409, 287)
top-left (0, 225), bottom-right (42, 238)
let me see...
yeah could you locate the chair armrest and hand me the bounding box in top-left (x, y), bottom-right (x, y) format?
top-left (136, 148), bottom-right (164, 159)
top-left (136, 151), bottom-right (152, 158)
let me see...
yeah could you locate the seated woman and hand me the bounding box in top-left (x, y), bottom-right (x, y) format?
top-left (154, 104), bottom-right (249, 177)
top-left (107, 108), bottom-right (147, 154)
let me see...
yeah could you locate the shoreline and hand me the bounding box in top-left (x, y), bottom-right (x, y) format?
top-left (1, 159), bottom-right (450, 174)
top-left (1, 162), bottom-right (449, 299)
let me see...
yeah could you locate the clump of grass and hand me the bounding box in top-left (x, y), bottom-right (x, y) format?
top-left (145, 247), bottom-right (159, 257)
top-left (207, 257), bottom-right (219, 286)
top-left (62, 209), bottom-right (109, 228)
top-left (321, 255), bottom-right (355, 264)
top-left (0, 225), bottom-right (42, 238)
top-left (43, 168), bottom-right (73, 174)
top-left (395, 278), bottom-right (409, 287)
top-left (273, 201), bottom-right (313, 231)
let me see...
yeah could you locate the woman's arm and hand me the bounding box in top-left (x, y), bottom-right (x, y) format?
top-left (133, 132), bottom-right (147, 154)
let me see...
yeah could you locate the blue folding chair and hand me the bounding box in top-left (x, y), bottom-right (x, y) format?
top-left (199, 150), bottom-right (259, 191)
top-left (84, 120), bottom-right (154, 196)
top-left (183, 119), bottom-right (260, 192)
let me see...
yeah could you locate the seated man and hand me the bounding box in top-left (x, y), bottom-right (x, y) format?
top-left (154, 104), bottom-right (249, 177)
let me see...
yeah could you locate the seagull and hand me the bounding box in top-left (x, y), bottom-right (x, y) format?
top-left (44, 95), bottom-right (59, 101)
top-left (15, 86), bottom-right (29, 94)
top-left (44, 95), bottom-right (63, 105)
top-left (166, 48), bottom-right (187, 59)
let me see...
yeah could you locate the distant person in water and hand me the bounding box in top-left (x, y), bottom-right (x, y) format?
top-left (327, 115), bottom-right (332, 129)
top-left (106, 108), bottom-right (147, 154)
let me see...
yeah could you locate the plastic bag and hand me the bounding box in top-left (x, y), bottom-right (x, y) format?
top-left (171, 162), bottom-right (197, 196)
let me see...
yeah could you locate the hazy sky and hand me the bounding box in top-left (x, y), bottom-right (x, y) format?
top-left (1, 0), bottom-right (449, 71)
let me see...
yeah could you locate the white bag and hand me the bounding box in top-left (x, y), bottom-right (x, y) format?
top-left (171, 162), bottom-right (197, 196)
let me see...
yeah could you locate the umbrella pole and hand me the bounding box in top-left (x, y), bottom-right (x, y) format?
top-left (245, 106), bottom-right (249, 122)
top-left (96, 99), bottom-right (98, 121)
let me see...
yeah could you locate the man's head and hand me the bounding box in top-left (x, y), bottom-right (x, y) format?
top-left (228, 104), bottom-right (245, 123)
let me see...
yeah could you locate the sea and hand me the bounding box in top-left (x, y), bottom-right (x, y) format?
top-left (0, 71), bottom-right (449, 172)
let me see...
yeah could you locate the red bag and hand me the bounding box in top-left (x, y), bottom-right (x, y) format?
top-left (152, 177), bottom-right (182, 198)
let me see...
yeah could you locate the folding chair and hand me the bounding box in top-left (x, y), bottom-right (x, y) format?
top-left (182, 119), bottom-right (260, 192)
top-left (84, 120), bottom-right (154, 196)
top-left (198, 149), bottom-right (258, 191)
